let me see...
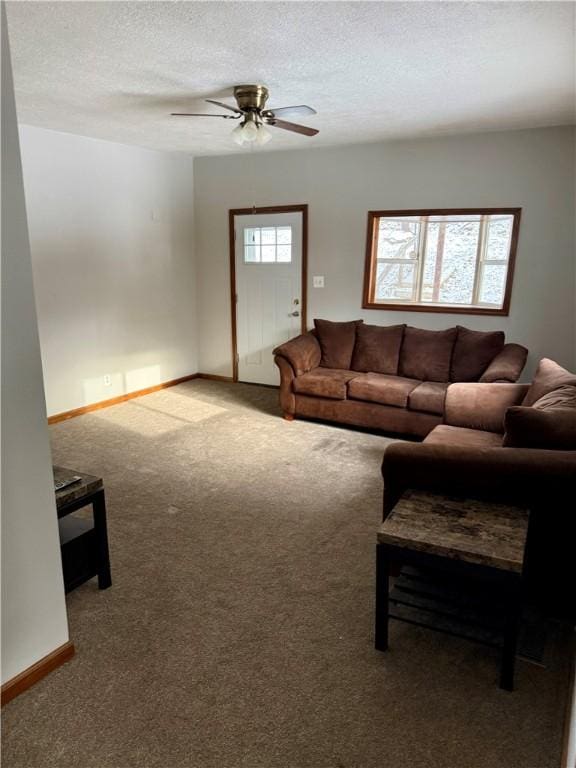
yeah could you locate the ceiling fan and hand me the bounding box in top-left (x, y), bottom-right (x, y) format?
top-left (171, 84), bottom-right (318, 146)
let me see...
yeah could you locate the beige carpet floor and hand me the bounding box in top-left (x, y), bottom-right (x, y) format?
top-left (2, 380), bottom-right (571, 768)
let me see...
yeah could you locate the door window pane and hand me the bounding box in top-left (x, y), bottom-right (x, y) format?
top-left (261, 227), bottom-right (276, 245)
top-left (244, 228), bottom-right (260, 245)
top-left (277, 227), bottom-right (292, 245)
top-left (261, 245), bottom-right (276, 263)
top-left (242, 225), bottom-right (293, 263)
top-left (244, 245), bottom-right (260, 263)
top-left (277, 245), bottom-right (291, 262)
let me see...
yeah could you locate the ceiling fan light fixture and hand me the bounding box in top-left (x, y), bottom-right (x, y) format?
top-left (255, 124), bottom-right (272, 146)
top-left (232, 123), bottom-right (245, 145)
top-left (241, 120), bottom-right (258, 142)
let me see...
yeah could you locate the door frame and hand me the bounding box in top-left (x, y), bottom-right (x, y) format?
top-left (228, 204), bottom-right (308, 383)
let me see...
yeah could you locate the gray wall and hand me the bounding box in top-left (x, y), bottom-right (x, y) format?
top-left (194, 126), bottom-right (575, 380)
top-left (19, 126), bottom-right (197, 417)
top-left (1, 9), bottom-right (69, 684)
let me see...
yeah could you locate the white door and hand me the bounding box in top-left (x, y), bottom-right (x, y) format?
top-left (235, 212), bottom-right (303, 385)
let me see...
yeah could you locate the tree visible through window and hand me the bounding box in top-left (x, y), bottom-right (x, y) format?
top-left (363, 209), bottom-right (521, 315)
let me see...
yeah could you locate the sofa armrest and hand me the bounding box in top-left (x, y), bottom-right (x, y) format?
top-left (275, 356), bottom-right (297, 416)
top-left (381, 441), bottom-right (576, 516)
top-left (273, 332), bottom-right (321, 376)
top-left (445, 382), bottom-right (529, 433)
top-left (480, 343), bottom-right (528, 383)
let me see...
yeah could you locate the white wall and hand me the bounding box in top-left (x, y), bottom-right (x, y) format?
top-left (19, 126), bottom-right (196, 417)
top-left (1, 8), bottom-right (69, 684)
top-left (194, 126), bottom-right (575, 380)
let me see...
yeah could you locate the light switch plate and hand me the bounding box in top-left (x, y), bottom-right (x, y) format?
top-left (313, 276), bottom-right (325, 288)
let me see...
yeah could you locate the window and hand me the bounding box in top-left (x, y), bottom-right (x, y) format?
top-left (243, 226), bottom-right (292, 263)
top-left (363, 209), bottom-right (521, 315)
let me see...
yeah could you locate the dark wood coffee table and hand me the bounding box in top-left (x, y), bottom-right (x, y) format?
top-left (54, 466), bottom-right (112, 592)
top-left (375, 490), bottom-right (530, 691)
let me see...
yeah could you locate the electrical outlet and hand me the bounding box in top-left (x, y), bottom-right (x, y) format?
top-left (103, 374), bottom-right (112, 387)
top-left (313, 276), bottom-right (325, 288)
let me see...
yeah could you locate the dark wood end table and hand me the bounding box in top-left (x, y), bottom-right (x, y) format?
top-left (375, 490), bottom-right (530, 691)
top-left (54, 466), bottom-right (112, 592)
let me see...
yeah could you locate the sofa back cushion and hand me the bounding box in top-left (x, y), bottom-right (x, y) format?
top-left (450, 326), bottom-right (505, 382)
top-left (522, 358), bottom-right (576, 406)
top-left (350, 323), bottom-right (405, 374)
top-left (399, 327), bottom-right (458, 382)
top-left (445, 382), bottom-right (527, 433)
top-left (314, 319), bottom-right (363, 370)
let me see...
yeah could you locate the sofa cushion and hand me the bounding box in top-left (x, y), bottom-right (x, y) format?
top-left (479, 344), bottom-right (528, 383)
top-left (425, 425), bottom-right (503, 449)
top-left (293, 368), bottom-right (358, 400)
top-left (350, 323), bottom-right (405, 375)
top-left (348, 373), bottom-right (420, 408)
top-left (314, 319), bottom-right (363, 370)
top-left (408, 381), bottom-right (449, 416)
top-left (522, 358), bottom-right (576, 407)
top-left (445, 382), bottom-right (527, 434)
top-left (399, 327), bottom-right (458, 382)
top-left (450, 326), bottom-right (505, 382)
top-left (503, 406), bottom-right (576, 450)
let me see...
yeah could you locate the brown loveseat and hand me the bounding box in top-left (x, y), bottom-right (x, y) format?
top-left (273, 320), bottom-right (528, 438)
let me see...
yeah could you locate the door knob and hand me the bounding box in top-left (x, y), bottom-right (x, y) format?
top-left (290, 311), bottom-right (300, 317)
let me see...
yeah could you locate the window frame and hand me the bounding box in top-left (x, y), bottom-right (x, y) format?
top-left (362, 208), bottom-right (521, 316)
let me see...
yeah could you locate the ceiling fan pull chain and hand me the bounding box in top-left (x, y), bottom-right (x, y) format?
top-left (249, 142), bottom-right (257, 213)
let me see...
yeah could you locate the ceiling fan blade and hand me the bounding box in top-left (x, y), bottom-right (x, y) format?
top-left (171, 113), bottom-right (240, 120)
top-left (266, 118), bottom-right (319, 137)
top-left (263, 105), bottom-right (317, 119)
top-left (205, 99), bottom-right (242, 114)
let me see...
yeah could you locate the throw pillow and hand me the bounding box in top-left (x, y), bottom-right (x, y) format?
top-left (522, 358), bottom-right (576, 407)
top-left (398, 326), bottom-right (458, 382)
top-left (314, 319), bottom-right (363, 370)
top-left (450, 326), bottom-right (505, 382)
top-left (532, 384), bottom-right (576, 411)
top-left (350, 324), bottom-right (406, 374)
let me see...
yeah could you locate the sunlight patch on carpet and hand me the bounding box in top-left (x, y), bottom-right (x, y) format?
top-left (93, 392), bottom-right (228, 435)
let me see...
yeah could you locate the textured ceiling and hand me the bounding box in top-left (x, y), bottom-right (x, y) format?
top-left (6, 1), bottom-right (576, 157)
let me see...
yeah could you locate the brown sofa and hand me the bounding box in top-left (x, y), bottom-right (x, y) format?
top-left (273, 320), bottom-right (528, 438)
top-left (380, 358), bottom-right (576, 617)
top-left (382, 378), bottom-right (575, 516)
